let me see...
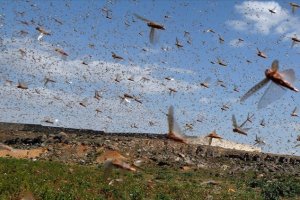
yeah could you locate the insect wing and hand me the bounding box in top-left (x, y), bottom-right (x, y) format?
top-left (134, 13), bottom-right (151, 23)
top-left (271, 60), bottom-right (279, 71)
top-left (257, 81), bottom-right (287, 109)
top-left (240, 78), bottom-right (269, 102)
top-left (293, 107), bottom-right (298, 114)
top-left (149, 27), bottom-right (155, 44)
top-left (240, 118), bottom-right (248, 128)
top-left (280, 69), bottom-right (296, 84)
top-left (168, 106), bottom-right (185, 138)
top-left (232, 115), bottom-right (238, 128)
top-left (173, 120), bottom-right (185, 138)
top-left (149, 27), bottom-right (159, 44)
top-left (168, 106), bottom-right (174, 134)
top-left (292, 6), bottom-right (296, 14)
top-left (37, 32), bottom-right (44, 41)
top-left (241, 127), bottom-right (251, 132)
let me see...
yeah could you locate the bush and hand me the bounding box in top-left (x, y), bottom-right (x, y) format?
top-left (262, 180), bottom-right (300, 200)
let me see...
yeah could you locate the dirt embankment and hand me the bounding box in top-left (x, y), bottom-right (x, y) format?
top-left (0, 122), bottom-right (299, 176)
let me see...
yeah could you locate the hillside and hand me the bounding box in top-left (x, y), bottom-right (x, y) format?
top-left (0, 122), bottom-right (299, 199)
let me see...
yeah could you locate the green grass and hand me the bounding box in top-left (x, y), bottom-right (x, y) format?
top-left (0, 158), bottom-right (299, 200)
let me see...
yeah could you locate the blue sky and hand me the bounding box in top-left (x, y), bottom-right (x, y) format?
top-left (1, 0), bottom-right (300, 155)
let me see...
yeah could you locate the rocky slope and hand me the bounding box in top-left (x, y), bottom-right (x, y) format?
top-left (0, 122), bottom-right (299, 176)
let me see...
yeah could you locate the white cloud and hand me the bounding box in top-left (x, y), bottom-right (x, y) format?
top-left (0, 37), bottom-right (203, 132)
top-left (161, 66), bottom-right (196, 75)
top-left (226, 20), bottom-right (248, 31)
top-left (227, 1), bottom-right (300, 36)
top-left (199, 96), bottom-right (239, 105)
top-left (0, 37), bottom-right (200, 95)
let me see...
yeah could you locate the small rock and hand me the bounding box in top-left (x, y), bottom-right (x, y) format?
top-left (221, 164), bottom-right (229, 171)
top-left (178, 153), bottom-right (185, 158)
top-left (181, 166), bottom-right (191, 171)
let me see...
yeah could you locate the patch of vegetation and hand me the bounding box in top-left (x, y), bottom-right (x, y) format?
top-left (248, 177), bottom-right (300, 200)
top-left (0, 158), bottom-right (298, 200)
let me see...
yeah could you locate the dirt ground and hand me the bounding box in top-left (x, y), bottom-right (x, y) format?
top-left (0, 122), bottom-right (299, 176)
